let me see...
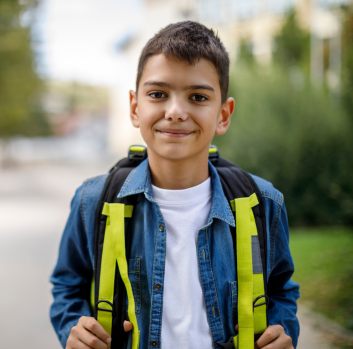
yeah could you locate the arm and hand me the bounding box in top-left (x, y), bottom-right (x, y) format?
top-left (50, 177), bottom-right (132, 348)
top-left (233, 200), bottom-right (300, 349)
top-left (50, 184), bottom-right (94, 347)
top-left (266, 202), bottom-right (300, 348)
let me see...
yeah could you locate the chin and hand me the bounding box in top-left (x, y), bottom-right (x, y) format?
top-left (160, 151), bottom-right (189, 161)
top-left (148, 146), bottom-right (187, 160)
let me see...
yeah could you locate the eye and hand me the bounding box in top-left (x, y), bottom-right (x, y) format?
top-left (190, 94), bottom-right (208, 102)
top-left (149, 92), bottom-right (167, 99)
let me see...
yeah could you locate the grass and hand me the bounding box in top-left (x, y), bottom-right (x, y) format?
top-left (289, 227), bottom-right (353, 331)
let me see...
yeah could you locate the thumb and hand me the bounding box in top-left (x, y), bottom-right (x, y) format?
top-left (123, 321), bottom-right (133, 332)
top-left (234, 324), bottom-right (239, 332)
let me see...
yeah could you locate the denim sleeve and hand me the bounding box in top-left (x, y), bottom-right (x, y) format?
top-left (50, 184), bottom-right (93, 348)
top-left (267, 202), bottom-right (300, 348)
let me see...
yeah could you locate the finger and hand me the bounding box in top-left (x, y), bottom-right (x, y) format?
top-left (80, 317), bottom-right (111, 346)
top-left (124, 320), bottom-right (133, 332)
top-left (78, 330), bottom-right (110, 349)
top-left (261, 331), bottom-right (293, 349)
top-left (66, 333), bottom-right (92, 349)
top-left (76, 339), bottom-right (94, 349)
top-left (255, 325), bottom-right (282, 348)
top-left (260, 336), bottom-right (285, 349)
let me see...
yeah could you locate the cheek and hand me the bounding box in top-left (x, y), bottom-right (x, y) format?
top-left (195, 111), bottom-right (219, 132)
top-left (140, 104), bottom-right (164, 124)
top-left (137, 114), bottom-right (159, 142)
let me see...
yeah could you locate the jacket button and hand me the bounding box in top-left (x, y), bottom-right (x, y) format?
top-left (150, 340), bottom-right (158, 347)
top-left (154, 283), bottom-right (162, 291)
top-left (158, 224), bottom-right (164, 232)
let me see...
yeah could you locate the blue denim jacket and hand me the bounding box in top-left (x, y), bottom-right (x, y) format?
top-left (50, 159), bottom-right (300, 348)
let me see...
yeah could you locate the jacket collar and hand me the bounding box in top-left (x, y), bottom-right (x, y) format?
top-left (117, 158), bottom-right (235, 227)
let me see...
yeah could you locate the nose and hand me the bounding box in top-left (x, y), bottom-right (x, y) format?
top-left (164, 96), bottom-right (188, 121)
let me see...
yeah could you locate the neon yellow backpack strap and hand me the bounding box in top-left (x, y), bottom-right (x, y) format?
top-left (249, 197), bottom-right (267, 336)
top-left (230, 193), bottom-right (267, 348)
top-left (97, 202), bottom-right (140, 349)
top-left (96, 204), bottom-right (117, 339)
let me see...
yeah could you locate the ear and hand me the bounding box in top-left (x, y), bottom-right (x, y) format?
top-left (129, 90), bottom-right (139, 128)
top-left (215, 97), bottom-right (234, 135)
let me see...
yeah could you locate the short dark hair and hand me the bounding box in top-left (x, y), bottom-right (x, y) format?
top-left (136, 21), bottom-right (230, 104)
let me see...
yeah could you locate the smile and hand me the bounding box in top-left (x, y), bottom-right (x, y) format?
top-left (157, 129), bottom-right (194, 138)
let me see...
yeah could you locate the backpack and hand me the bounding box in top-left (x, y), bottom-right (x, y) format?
top-left (92, 145), bottom-right (268, 349)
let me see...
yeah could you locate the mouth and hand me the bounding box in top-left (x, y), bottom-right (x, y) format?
top-left (157, 129), bottom-right (194, 138)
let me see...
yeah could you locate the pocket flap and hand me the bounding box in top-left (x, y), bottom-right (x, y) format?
top-left (128, 258), bottom-right (140, 273)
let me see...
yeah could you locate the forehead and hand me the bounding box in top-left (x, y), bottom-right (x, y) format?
top-left (140, 54), bottom-right (220, 91)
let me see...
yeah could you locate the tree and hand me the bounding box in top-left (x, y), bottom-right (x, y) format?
top-left (273, 10), bottom-right (310, 71)
top-left (0, 0), bottom-right (50, 137)
top-left (341, 5), bottom-right (353, 120)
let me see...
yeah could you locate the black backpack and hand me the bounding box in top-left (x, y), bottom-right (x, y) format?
top-left (93, 145), bottom-right (268, 349)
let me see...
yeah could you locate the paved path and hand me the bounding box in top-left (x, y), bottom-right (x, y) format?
top-left (297, 306), bottom-right (331, 349)
top-left (0, 162), bottom-right (107, 349)
top-left (0, 162), bottom-right (343, 348)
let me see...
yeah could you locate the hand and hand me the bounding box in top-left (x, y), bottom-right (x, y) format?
top-left (234, 324), bottom-right (293, 349)
top-left (66, 316), bottom-right (133, 348)
top-left (255, 325), bottom-right (293, 349)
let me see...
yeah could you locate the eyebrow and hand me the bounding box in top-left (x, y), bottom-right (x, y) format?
top-left (143, 80), bottom-right (215, 92)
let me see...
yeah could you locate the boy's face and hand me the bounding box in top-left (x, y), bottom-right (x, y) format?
top-left (129, 54), bottom-right (234, 163)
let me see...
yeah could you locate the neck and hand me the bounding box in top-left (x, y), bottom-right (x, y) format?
top-left (148, 151), bottom-right (210, 190)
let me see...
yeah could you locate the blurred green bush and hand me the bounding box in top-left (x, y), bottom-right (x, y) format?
top-left (214, 8), bottom-right (353, 227)
top-left (213, 64), bottom-right (353, 226)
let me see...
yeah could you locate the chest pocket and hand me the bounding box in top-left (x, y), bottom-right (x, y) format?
top-left (231, 280), bottom-right (238, 327)
top-left (128, 258), bottom-right (141, 313)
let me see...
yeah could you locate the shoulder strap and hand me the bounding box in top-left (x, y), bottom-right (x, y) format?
top-left (214, 157), bottom-right (268, 348)
top-left (214, 157), bottom-right (268, 297)
top-left (94, 154), bottom-right (146, 349)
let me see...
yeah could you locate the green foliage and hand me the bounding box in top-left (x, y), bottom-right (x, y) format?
top-left (0, 0), bottom-right (50, 137)
top-left (290, 227), bottom-right (353, 330)
top-left (214, 65), bottom-right (353, 226)
top-left (273, 11), bottom-right (310, 69)
top-left (213, 9), bottom-right (353, 226)
top-left (238, 40), bottom-right (255, 66)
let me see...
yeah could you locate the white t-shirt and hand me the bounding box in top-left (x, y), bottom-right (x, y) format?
top-left (152, 178), bottom-right (213, 349)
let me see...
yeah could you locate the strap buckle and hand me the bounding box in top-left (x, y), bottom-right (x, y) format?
top-left (128, 145), bottom-right (147, 161)
top-left (96, 300), bottom-right (115, 316)
top-left (253, 294), bottom-right (269, 308)
top-left (217, 336), bottom-right (235, 349)
top-left (217, 295), bottom-right (269, 348)
top-left (208, 145), bottom-right (219, 162)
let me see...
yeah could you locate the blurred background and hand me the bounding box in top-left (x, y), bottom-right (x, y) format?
top-left (0, 0), bottom-right (353, 348)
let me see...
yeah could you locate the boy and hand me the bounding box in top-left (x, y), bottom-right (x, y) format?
top-left (50, 21), bottom-right (300, 349)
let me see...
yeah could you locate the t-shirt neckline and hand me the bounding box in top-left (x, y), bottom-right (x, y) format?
top-left (151, 177), bottom-right (212, 206)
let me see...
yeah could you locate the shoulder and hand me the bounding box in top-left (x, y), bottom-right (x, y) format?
top-left (249, 174), bottom-right (284, 207)
top-left (78, 173), bottom-right (109, 199)
top-left (72, 174), bottom-right (109, 246)
top-left (81, 173), bottom-right (109, 197)
top-left (71, 174), bottom-right (109, 213)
